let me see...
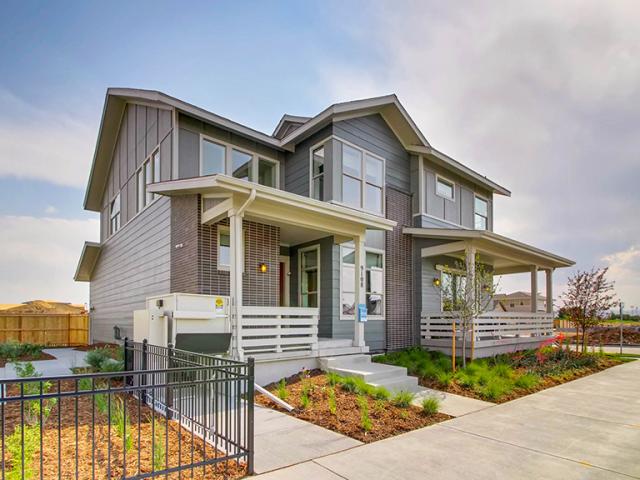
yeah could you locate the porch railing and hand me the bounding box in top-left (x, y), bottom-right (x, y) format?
top-left (237, 306), bottom-right (319, 359)
top-left (0, 339), bottom-right (254, 479)
top-left (421, 311), bottom-right (554, 350)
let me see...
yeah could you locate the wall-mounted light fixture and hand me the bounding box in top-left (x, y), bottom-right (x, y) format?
top-left (433, 277), bottom-right (441, 287)
top-left (259, 263), bottom-right (268, 273)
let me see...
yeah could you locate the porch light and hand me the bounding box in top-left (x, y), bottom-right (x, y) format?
top-left (259, 263), bottom-right (268, 273)
top-left (433, 277), bottom-right (441, 287)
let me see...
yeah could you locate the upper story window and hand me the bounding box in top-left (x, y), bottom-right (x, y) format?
top-left (137, 150), bottom-right (160, 213)
top-left (200, 135), bottom-right (279, 188)
top-left (474, 195), bottom-right (488, 230)
top-left (310, 146), bottom-right (325, 200)
top-left (340, 244), bottom-right (385, 318)
top-left (341, 143), bottom-right (384, 214)
top-left (436, 175), bottom-right (455, 200)
top-left (110, 193), bottom-right (121, 235)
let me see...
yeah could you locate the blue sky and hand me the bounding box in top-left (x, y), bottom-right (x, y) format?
top-left (1, 1), bottom-right (639, 310)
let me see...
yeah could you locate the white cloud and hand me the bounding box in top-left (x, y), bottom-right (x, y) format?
top-left (317, 0), bottom-right (640, 304)
top-left (44, 205), bottom-right (58, 214)
top-left (0, 89), bottom-right (95, 188)
top-left (0, 215), bottom-right (99, 304)
top-left (602, 245), bottom-right (640, 307)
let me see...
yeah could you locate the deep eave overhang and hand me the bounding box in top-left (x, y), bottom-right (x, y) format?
top-left (74, 241), bottom-right (101, 282)
top-left (148, 175), bottom-right (396, 232)
top-left (404, 227), bottom-right (574, 269)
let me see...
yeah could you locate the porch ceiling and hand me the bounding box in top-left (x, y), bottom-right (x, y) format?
top-left (148, 175), bottom-right (396, 241)
top-left (405, 227), bottom-right (574, 273)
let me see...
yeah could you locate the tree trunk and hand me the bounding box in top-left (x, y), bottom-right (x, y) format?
top-left (461, 327), bottom-right (467, 368)
top-left (576, 325), bottom-right (580, 352)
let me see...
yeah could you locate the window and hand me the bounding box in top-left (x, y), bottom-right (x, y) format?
top-left (474, 195), bottom-right (488, 230)
top-left (202, 139), bottom-right (226, 176)
top-left (311, 146), bottom-right (324, 200)
top-left (136, 150), bottom-right (160, 213)
top-left (340, 142), bottom-right (384, 214)
top-left (340, 245), bottom-right (384, 318)
top-left (436, 176), bottom-right (455, 200)
top-left (110, 193), bottom-right (121, 235)
top-left (217, 226), bottom-right (231, 270)
top-left (200, 136), bottom-right (279, 187)
top-left (299, 246), bottom-right (319, 308)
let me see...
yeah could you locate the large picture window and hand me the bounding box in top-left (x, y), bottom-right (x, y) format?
top-left (340, 245), bottom-right (384, 318)
top-left (136, 150), bottom-right (160, 213)
top-left (200, 136), bottom-right (279, 187)
top-left (299, 246), bottom-right (320, 308)
top-left (340, 142), bottom-right (384, 214)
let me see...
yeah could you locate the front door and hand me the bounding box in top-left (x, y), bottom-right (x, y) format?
top-left (299, 246), bottom-right (320, 308)
top-left (279, 255), bottom-right (290, 307)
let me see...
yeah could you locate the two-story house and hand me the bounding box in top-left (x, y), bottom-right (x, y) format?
top-left (75, 88), bottom-right (573, 376)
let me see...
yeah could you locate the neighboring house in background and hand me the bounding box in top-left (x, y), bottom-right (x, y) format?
top-left (0, 300), bottom-right (87, 314)
top-left (493, 292), bottom-right (547, 313)
top-left (74, 88), bottom-right (573, 376)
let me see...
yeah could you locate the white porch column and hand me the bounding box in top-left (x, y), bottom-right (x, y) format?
top-left (465, 243), bottom-right (476, 306)
top-left (353, 235), bottom-right (366, 348)
top-left (530, 265), bottom-right (538, 313)
top-left (545, 268), bottom-right (554, 314)
top-left (230, 213), bottom-right (244, 359)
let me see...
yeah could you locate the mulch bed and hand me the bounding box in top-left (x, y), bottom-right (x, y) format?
top-left (568, 326), bottom-right (640, 346)
top-left (1, 380), bottom-right (245, 479)
top-left (419, 357), bottom-right (622, 404)
top-left (74, 342), bottom-right (120, 352)
top-left (256, 370), bottom-right (450, 443)
top-left (0, 351), bottom-right (56, 368)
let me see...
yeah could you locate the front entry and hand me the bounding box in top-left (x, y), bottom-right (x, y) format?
top-left (278, 255), bottom-right (290, 307)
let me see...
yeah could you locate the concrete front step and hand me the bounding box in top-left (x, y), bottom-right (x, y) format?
top-left (317, 346), bottom-right (370, 357)
top-left (319, 354), bottom-right (372, 370)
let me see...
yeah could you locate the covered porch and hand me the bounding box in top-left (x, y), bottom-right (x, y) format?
top-left (150, 175), bottom-right (395, 361)
top-left (405, 228), bottom-right (574, 358)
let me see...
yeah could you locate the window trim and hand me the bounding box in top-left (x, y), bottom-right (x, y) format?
top-left (217, 225), bottom-right (231, 272)
top-left (308, 138), bottom-right (329, 201)
top-left (109, 192), bottom-right (121, 235)
top-left (298, 244), bottom-right (321, 308)
top-left (435, 174), bottom-right (456, 201)
top-left (136, 148), bottom-right (161, 214)
top-left (474, 194), bottom-right (489, 230)
top-left (199, 133), bottom-right (280, 188)
top-left (339, 244), bottom-right (385, 320)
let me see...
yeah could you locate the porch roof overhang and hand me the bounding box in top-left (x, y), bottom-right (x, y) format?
top-left (74, 241), bottom-right (101, 282)
top-left (404, 227), bottom-right (574, 274)
top-left (149, 175), bottom-right (396, 242)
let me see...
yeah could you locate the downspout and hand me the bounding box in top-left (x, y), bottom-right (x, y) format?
top-left (233, 187), bottom-right (256, 360)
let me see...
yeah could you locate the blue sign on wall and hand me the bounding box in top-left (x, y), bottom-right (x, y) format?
top-left (358, 304), bottom-right (367, 323)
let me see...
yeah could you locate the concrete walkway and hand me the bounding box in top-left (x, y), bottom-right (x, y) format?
top-left (1, 348), bottom-right (89, 378)
top-left (256, 360), bottom-right (640, 479)
top-left (412, 388), bottom-right (494, 417)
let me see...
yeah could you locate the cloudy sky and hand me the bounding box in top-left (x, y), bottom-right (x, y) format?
top-left (0, 0), bottom-right (638, 310)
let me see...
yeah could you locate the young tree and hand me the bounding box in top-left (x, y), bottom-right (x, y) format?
top-left (561, 267), bottom-right (616, 353)
top-left (439, 252), bottom-right (498, 368)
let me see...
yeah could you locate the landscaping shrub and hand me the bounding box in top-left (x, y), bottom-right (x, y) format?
top-left (421, 396), bottom-right (440, 415)
top-left (339, 376), bottom-right (359, 393)
top-left (0, 342), bottom-right (43, 362)
top-left (85, 348), bottom-right (111, 371)
top-left (391, 390), bottom-right (415, 408)
top-left (514, 373), bottom-right (540, 389)
top-left (357, 395), bottom-right (372, 432)
top-left (371, 385), bottom-right (391, 401)
top-left (327, 387), bottom-right (337, 415)
top-left (326, 371), bottom-right (341, 386)
top-left (112, 398), bottom-right (133, 452)
top-left (100, 358), bottom-right (124, 373)
top-left (277, 379), bottom-right (288, 400)
top-left (151, 416), bottom-right (166, 471)
top-left (6, 425), bottom-right (39, 480)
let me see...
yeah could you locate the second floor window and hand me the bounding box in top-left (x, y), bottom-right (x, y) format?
top-left (311, 146), bottom-right (324, 200)
top-left (436, 176), bottom-right (455, 200)
top-left (341, 143), bottom-right (384, 214)
top-left (137, 150), bottom-right (160, 213)
top-left (110, 193), bottom-right (121, 235)
top-left (474, 196), bottom-right (488, 230)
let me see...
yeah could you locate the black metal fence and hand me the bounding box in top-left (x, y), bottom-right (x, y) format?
top-left (0, 339), bottom-right (254, 479)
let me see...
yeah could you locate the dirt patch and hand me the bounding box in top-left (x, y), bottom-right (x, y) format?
top-left (256, 371), bottom-right (450, 443)
top-left (1, 381), bottom-right (245, 479)
top-left (74, 342), bottom-right (120, 352)
top-left (0, 351), bottom-right (56, 368)
top-left (568, 326), bottom-right (640, 346)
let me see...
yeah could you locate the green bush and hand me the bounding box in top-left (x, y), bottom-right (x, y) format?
top-left (514, 373), bottom-right (540, 389)
top-left (435, 370), bottom-right (455, 387)
top-left (112, 398), bottom-right (133, 452)
top-left (327, 387), bottom-right (337, 415)
top-left (100, 358), bottom-right (124, 373)
top-left (357, 395), bottom-right (372, 432)
top-left (277, 379), bottom-right (288, 401)
top-left (391, 390), bottom-right (415, 408)
top-left (0, 342), bottom-right (43, 362)
top-left (151, 416), bottom-right (166, 471)
top-left (6, 425), bottom-right (39, 480)
top-left (339, 376), bottom-right (359, 393)
top-left (421, 396), bottom-right (440, 415)
top-left (85, 349), bottom-right (111, 371)
top-left (326, 371), bottom-right (342, 386)
top-left (371, 385), bottom-right (391, 401)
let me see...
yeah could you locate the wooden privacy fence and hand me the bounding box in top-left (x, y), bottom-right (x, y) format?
top-left (0, 313), bottom-right (89, 345)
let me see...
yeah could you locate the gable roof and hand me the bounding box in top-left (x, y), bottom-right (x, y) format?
top-left (84, 89), bottom-right (510, 212)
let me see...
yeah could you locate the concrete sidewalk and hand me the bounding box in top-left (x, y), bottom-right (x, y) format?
top-left (256, 360), bottom-right (640, 479)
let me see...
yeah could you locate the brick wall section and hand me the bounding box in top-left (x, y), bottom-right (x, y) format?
top-left (200, 216), bottom-right (231, 296)
top-left (385, 188), bottom-right (414, 350)
top-left (170, 195), bottom-right (199, 293)
top-left (243, 221), bottom-right (279, 306)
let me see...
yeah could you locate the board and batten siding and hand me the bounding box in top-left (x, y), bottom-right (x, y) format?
top-left (284, 125), bottom-right (332, 197)
top-left (90, 197), bottom-right (171, 342)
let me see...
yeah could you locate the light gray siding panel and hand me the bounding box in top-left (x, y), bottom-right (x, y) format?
top-left (159, 109), bottom-right (172, 140)
top-left (178, 128), bottom-right (199, 179)
top-left (136, 105), bottom-right (146, 168)
top-left (460, 187), bottom-right (474, 228)
top-left (90, 197), bottom-right (171, 342)
top-left (332, 114), bottom-right (410, 193)
top-left (160, 135), bottom-right (172, 182)
top-left (425, 171), bottom-right (444, 219)
top-left (127, 106), bottom-right (136, 178)
top-left (146, 107), bottom-right (158, 157)
top-left (126, 179), bottom-right (136, 223)
top-left (284, 125), bottom-right (332, 197)
top-left (444, 184), bottom-right (460, 224)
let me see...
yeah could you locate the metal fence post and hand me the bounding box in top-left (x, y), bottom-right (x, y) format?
top-left (141, 338), bottom-right (148, 403)
top-left (247, 356), bottom-right (255, 475)
top-left (166, 342), bottom-right (174, 420)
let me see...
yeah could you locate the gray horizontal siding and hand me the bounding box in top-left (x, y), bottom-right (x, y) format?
top-left (90, 197), bottom-right (171, 342)
top-left (333, 114), bottom-right (410, 193)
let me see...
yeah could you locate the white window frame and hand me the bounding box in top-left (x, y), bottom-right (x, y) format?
top-left (136, 148), bottom-right (160, 213)
top-left (199, 134), bottom-right (280, 188)
top-left (309, 140), bottom-right (327, 201)
top-left (435, 174), bottom-right (455, 201)
top-left (474, 194), bottom-right (489, 230)
top-left (339, 244), bottom-right (385, 320)
top-left (436, 265), bottom-right (466, 312)
top-left (298, 244), bottom-right (321, 308)
top-left (338, 138), bottom-right (386, 216)
top-left (216, 225), bottom-right (247, 272)
top-left (109, 192), bottom-right (121, 235)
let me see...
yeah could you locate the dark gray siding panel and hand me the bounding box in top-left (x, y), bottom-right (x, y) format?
top-left (90, 197), bottom-right (171, 342)
top-left (178, 128), bottom-right (199, 179)
top-left (333, 114), bottom-right (410, 193)
top-left (284, 125), bottom-right (332, 197)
